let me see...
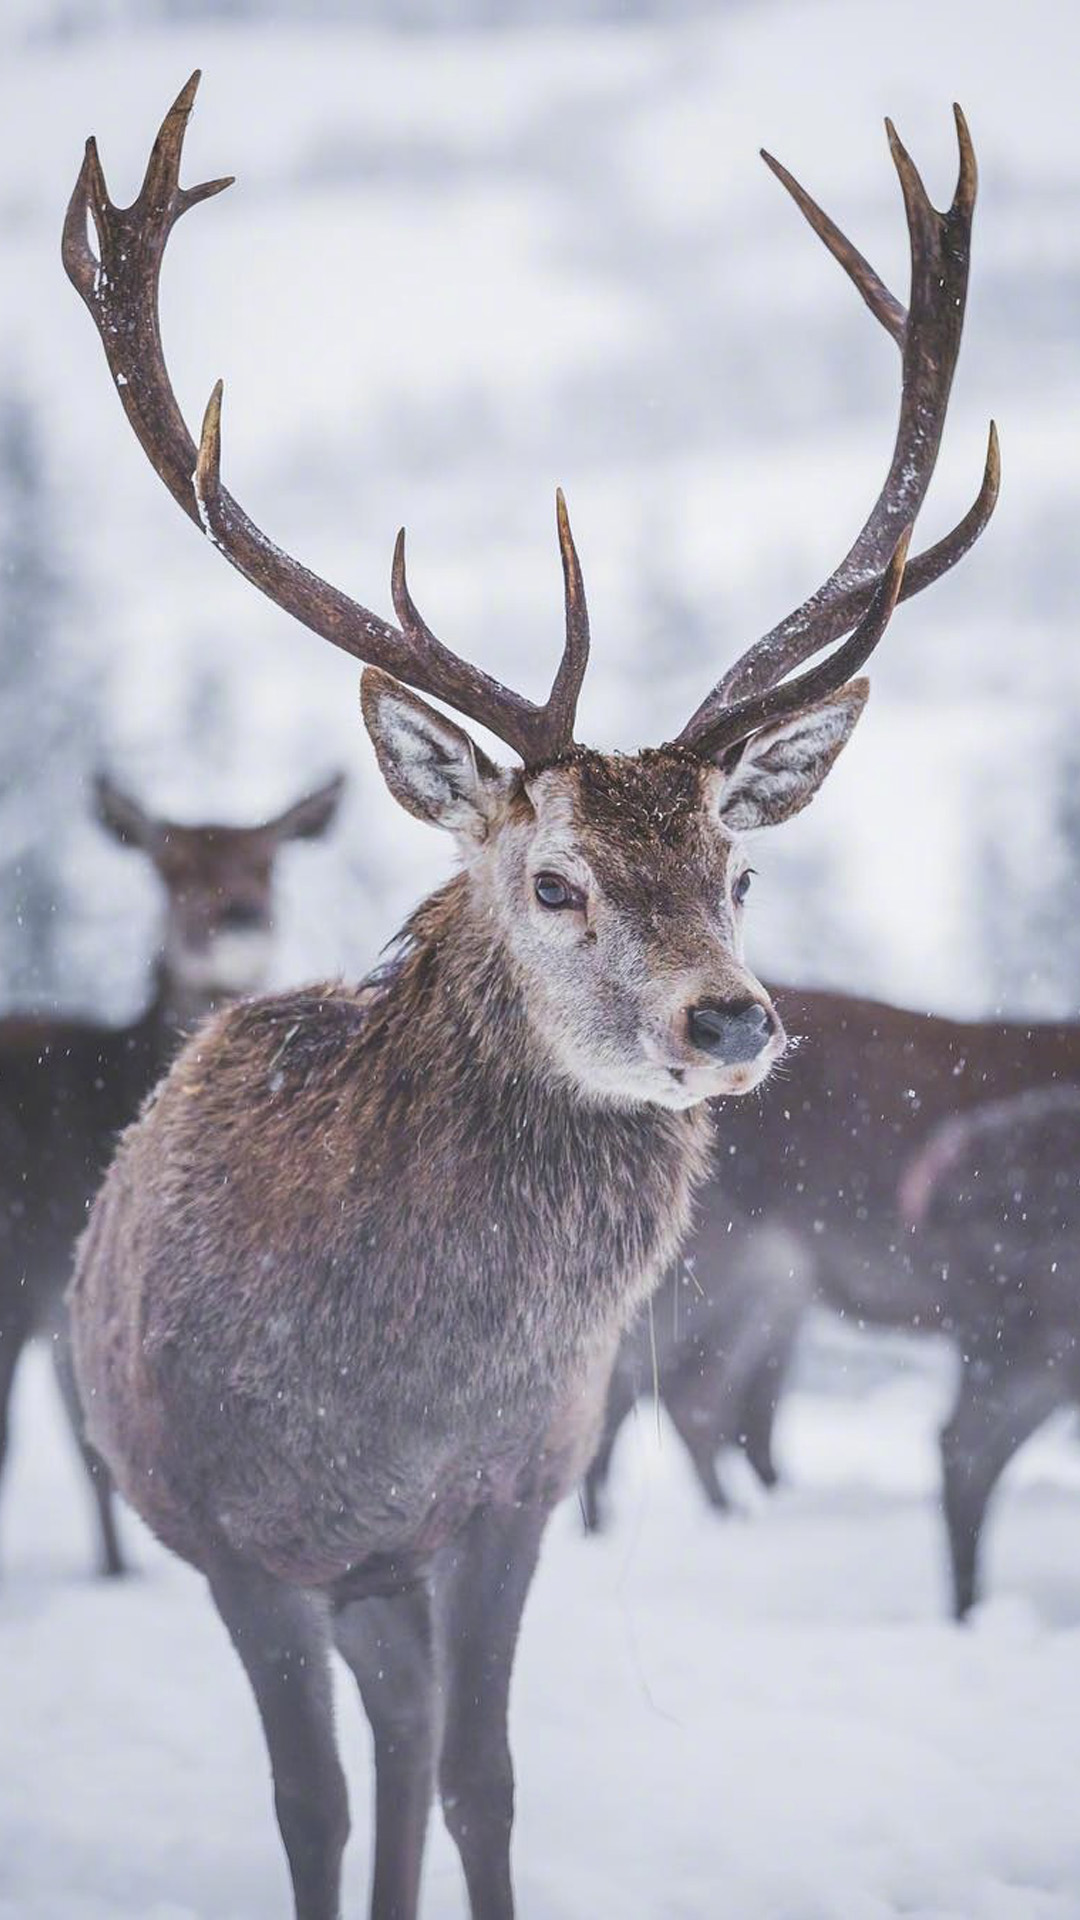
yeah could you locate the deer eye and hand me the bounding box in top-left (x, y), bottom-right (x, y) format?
top-left (534, 872), bottom-right (584, 911)
top-left (733, 868), bottom-right (754, 906)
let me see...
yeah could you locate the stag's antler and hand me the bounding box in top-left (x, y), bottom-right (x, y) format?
top-left (675, 108), bottom-right (997, 758)
top-left (62, 73), bottom-right (587, 766)
top-left (63, 76), bottom-right (995, 768)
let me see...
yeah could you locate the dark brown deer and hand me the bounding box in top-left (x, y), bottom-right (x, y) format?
top-left (902, 1083), bottom-right (1080, 1616)
top-left (0, 769), bottom-right (343, 1575)
top-left (586, 987), bottom-right (1080, 1550)
top-left (62, 73), bottom-right (994, 1919)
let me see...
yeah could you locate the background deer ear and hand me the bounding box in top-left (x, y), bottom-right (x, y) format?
top-left (92, 772), bottom-right (161, 850)
top-left (266, 772), bottom-right (346, 843)
top-left (714, 681), bottom-right (869, 832)
top-left (360, 669), bottom-right (504, 839)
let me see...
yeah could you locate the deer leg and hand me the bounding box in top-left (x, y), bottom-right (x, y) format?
top-left (662, 1364), bottom-right (731, 1512)
top-left (0, 1303), bottom-right (32, 1549)
top-left (206, 1548), bottom-right (349, 1920)
top-left (940, 1354), bottom-right (1062, 1620)
top-left (49, 1308), bottom-right (127, 1577)
top-left (434, 1501), bottom-right (548, 1920)
top-left (332, 1583), bottom-right (438, 1920)
top-left (581, 1362), bottom-right (637, 1533)
top-left (737, 1352), bottom-right (789, 1489)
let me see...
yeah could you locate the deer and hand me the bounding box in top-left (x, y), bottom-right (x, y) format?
top-left (0, 768), bottom-right (343, 1577)
top-left (581, 1212), bottom-right (811, 1531)
top-left (61, 72), bottom-right (995, 1920)
top-left (900, 1083), bottom-right (1080, 1617)
top-left (585, 987), bottom-right (1080, 1561)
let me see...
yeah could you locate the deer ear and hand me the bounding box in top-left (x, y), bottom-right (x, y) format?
top-left (714, 681), bottom-right (869, 832)
top-left (360, 669), bottom-right (504, 839)
top-left (266, 772), bottom-right (346, 843)
top-left (93, 772), bottom-right (160, 850)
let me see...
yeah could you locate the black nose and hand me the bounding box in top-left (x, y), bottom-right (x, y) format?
top-left (219, 900), bottom-right (266, 932)
top-left (687, 1000), bottom-right (773, 1064)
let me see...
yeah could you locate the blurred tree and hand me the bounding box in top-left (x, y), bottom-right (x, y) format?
top-left (0, 384), bottom-right (98, 1006)
top-left (980, 714), bottom-right (1080, 1019)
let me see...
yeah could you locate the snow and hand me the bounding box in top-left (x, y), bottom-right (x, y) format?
top-left (2, 1341), bottom-right (1080, 1918)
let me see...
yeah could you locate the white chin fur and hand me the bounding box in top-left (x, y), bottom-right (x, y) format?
top-left (170, 931), bottom-right (273, 997)
top-left (569, 1054), bottom-right (776, 1112)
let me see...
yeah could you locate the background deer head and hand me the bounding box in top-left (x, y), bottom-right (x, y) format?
top-left (93, 769), bottom-right (344, 1008)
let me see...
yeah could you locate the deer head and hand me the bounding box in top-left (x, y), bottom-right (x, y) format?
top-left (64, 77), bottom-right (996, 1107)
top-left (93, 770), bottom-right (344, 1007)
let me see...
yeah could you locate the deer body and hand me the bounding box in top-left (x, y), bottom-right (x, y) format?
top-left (76, 877), bottom-right (711, 1590)
top-left (62, 74), bottom-right (993, 1919)
top-left (0, 1000), bottom-right (171, 1577)
top-left (587, 988), bottom-right (1080, 1547)
top-left (0, 775), bottom-right (342, 1575)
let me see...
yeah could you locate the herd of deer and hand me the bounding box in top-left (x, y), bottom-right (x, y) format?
top-left (0, 66), bottom-right (1072, 1920)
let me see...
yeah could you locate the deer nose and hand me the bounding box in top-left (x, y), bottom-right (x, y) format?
top-left (219, 900), bottom-right (266, 932)
top-left (687, 999), bottom-right (773, 1064)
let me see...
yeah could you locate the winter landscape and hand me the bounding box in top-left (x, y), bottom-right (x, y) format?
top-left (2, 0), bottom-right (1079, 1915)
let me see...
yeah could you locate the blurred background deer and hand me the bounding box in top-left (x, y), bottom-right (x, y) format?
top-left (587, 989), bottom-right (1080, 1566)
top-left (0, 770), bottom-right (343, 1576)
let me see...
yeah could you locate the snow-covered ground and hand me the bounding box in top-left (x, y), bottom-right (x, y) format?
top-left (3, 1341), bottom-right (1080, 1919)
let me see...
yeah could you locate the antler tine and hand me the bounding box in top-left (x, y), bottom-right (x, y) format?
top-left (760, 148), bottom-right (905, 346)
top-left (383, 497), bottom-right (588, 764)
top-left (802, 419), bottom-right (1000, 642)
top-left (64, 74), bottom-right (588, 768)
top-left (693, 526), bottom-right (912, 763)
top-left (677, 107), bottom-right (991, 750)
top-left (386, 528), bottom-right (553, 762)
top-left (546, 488), bottom-right (591, 746)
top-left (62, 72), bottom-right (234, 524)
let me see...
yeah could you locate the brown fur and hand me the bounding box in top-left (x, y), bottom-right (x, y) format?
top-left (73, 867), bottom-right (712, 1589)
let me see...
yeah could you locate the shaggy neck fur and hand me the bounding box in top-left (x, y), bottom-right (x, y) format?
top-left (156, 874), bottom-right (714, 1406)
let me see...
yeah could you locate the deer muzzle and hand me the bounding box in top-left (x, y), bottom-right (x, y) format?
top-left (686, 999), bottom-right (778, 1065)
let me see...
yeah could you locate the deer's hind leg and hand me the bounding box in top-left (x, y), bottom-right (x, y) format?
top-left (333, 1582), bottom-right (439, 1920)
top-left (207, 1547), bottom-right (349, 1920)
top-left (49, 1303), bottom-right (127, 1577)
top-left (940, 1350), bottom-right (1062, 1619)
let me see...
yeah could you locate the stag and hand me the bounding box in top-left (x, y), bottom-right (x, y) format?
top-left (0, 770), bottom-right (342, 1575)
top-left (902, 1083), bottom-right (1080, 1616)
top-left (62, 74), bottom-right (994, 1919)
top-left (587, 988), bottom-right (1080, 1556)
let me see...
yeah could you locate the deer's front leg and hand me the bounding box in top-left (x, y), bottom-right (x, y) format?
top-left (206, 1548), bottom-right (349, 1920)
top-left (333, 1582), bottom-right (439, 1920)
top-left (434, 1501), bottom-right (549, 1920)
